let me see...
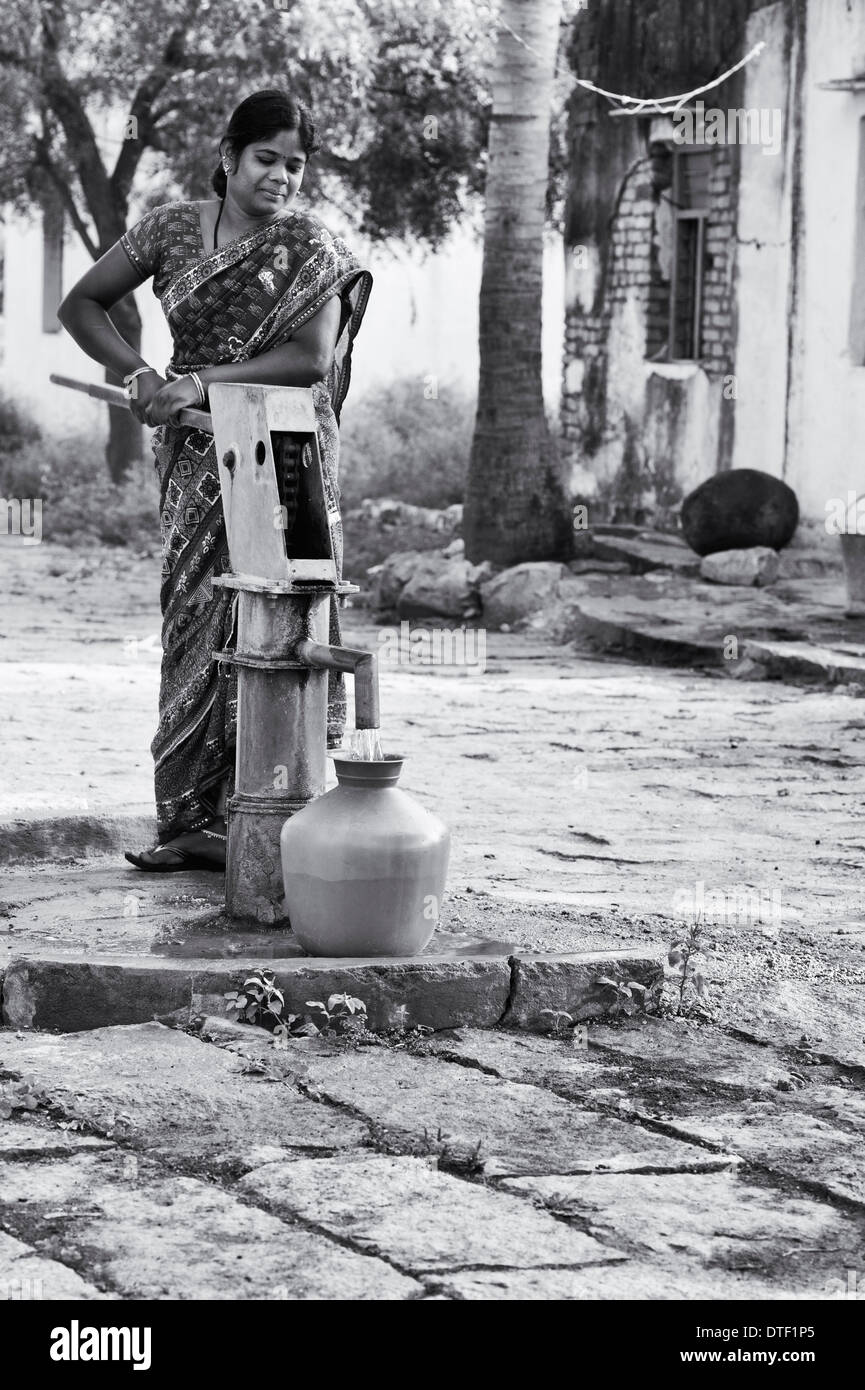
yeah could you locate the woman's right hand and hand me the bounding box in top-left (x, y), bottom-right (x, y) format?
top-left (128, 371), bottom-right (166, 423)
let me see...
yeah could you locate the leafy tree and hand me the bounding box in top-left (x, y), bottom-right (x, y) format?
top-left (0, 0), bottom-right (491, 478)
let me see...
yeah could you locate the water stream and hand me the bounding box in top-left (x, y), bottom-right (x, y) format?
top-left (350, 726), bottom-right (384, 761)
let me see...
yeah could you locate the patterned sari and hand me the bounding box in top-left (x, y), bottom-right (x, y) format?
top-left (120, 202), bottom-right (372, 844)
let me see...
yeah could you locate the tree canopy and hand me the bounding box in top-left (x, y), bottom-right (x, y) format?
top-left (0, 0), bottom-right (495, 255)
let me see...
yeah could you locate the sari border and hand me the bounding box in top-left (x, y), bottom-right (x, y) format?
top-left (239, 251), bottom-right (372, 360)
top-left (161, 212), bottom-right (303, 318)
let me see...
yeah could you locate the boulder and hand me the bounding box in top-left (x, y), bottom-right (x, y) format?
top-left (681, 469), bottom-right (798, 557)
top-left (369, 550), bottom-right (421, 610)
top-left (568, 558), bottom-right (630, 575)
top-left (590, 532), bottom-right (701, 575)
top-left (525, 576), bottom-right (592, 640)
top-left (396, 552), bottom-right (488, 619)
top-left (700, 546), bottom-right (780, 588)
top-left (480, 563), bottom-right (572, 630)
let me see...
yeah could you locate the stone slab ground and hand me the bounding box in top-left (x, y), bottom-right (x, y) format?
top-left (1, 1018), bottom-right (862, 1300)
top-left (504, 527), bottom-right (865, 686)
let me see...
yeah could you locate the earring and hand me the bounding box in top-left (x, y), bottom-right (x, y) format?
top-left (222, 160), bottom-right (231, 174)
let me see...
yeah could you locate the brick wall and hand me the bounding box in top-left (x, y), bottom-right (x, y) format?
top-left (699, 149), bottom-right (738, 377)
top-left (562, 137), bottom-right (739, 486)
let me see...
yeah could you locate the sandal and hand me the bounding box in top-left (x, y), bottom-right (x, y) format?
top-left (124, 827), bottom-right (226, 873)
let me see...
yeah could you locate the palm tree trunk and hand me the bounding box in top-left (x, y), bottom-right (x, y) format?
top-left (463, 0), bottom-right (572, 566)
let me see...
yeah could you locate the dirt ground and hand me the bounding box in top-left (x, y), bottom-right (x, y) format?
top-left (1, 537), bottom-right (864, 1047)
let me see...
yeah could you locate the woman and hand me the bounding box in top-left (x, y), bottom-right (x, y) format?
top-left (59, 89), bottom-right (372, 871)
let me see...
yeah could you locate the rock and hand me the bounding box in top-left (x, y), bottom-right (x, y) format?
top-left (480, 562), bottom-right (572, 630)
top-left (700, 547), bottom-right (780, 588)
top-left (0, 956), bottom-right (513, 1035)
top-left (723, 656), bottom-right (769, 681)
top-left (396, 553), bottom-right (484, 619)
top-left (681, 469), bottom-right (799, 556)
top-left (590, 533), bottom-right (701, 576)
top-left (0, 1119), bottom-right (114, 1158)
top-left (497, 1172), bottom-right (857, 1293)
top-left (0, 1229), bottom-right (109, 1300)
top-left (0, 1023), bottom-right (368, 1167)
top-left (370, 549), bottom-right (420, 609)
top-left (0, 812), bottom-right (157, 869)
top-left (0, 1152), bottom-right (420, 1300)
top-left (269, 1046), bottom-right (709, 1177)
top-left (370, 549), bottom-right (488, 619)
top-left (663, 1107), bottom-right (865, 1206)
top-left (507, 951), bottom-right (664, 1028)
top-left (433, 1263), bottom-right (784, 1301)
top-left (524, 576), bottom-right (592, 641)
top-left (743, 640), bottom-right (865, 687)
top-left (239, 1155), bottom-right (619, 1273)
top-left (567, 559), bottom-right (630, 575)
top-left (441, 537), bottom-right (465, 558)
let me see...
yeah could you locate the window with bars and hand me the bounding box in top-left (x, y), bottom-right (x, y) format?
top-left (669, 148), bottom-right (711, 360)
top-left (646, 145), bottom-right (711, 363)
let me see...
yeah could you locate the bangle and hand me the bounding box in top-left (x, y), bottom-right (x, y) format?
top-left (123, 366), bottom-right (156, 394)
top-left (187, 371), bottom-right (207, 407)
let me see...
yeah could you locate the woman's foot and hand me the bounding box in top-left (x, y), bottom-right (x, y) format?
top-left (125, 819), bottom-right (226, 872)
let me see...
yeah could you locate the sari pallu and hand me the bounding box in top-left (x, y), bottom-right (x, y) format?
top-left (120, 203), bottom-right (372, 843)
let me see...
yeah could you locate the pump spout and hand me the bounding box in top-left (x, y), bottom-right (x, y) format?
top-left (294, 639), bottom-right (380, 730)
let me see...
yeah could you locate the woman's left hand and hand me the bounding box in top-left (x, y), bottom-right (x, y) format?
top-left (145, 375), bottom-right (203, 426)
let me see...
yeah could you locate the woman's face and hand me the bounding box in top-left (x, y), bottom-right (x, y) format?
top-left (226, 127), bottom-right (307, 216)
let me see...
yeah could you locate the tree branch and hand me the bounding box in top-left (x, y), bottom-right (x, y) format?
top-left (33, 137), bottom-right (98, 258)
top-left (110, 28), bottom-right (187, 203)
top-left (39, 6), bottom-right (118, 246)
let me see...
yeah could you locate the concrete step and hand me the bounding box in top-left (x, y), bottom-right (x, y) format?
top-left (0, 947), bottom-right (663, 1034)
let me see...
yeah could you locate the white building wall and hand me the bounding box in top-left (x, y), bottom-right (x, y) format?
top-left (785, 0), bottom-right (865, 518)
top-left (731, 2), bottom-right (796, 484)
top-left (1, 211), bottom-right (564, 443)
top-left (0, 215), bottom-right (171, 438)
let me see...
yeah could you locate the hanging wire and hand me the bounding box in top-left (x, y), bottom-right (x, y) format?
top-left (495, 12), bottom-right (767, 117)
top-left (575, 41), bottom-right (767, 115)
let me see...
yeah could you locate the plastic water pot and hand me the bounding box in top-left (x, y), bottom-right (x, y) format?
top-left (280, 755), bottom-right (450, 957)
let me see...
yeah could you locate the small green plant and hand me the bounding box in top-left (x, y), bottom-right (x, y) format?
top-left (57, 1099), bottom-right (92, 1133)
top-left (595, 977), bottom-right (649, 1019)
top-left (667, 923), bottom-right (710, 1016)
top-left (224, 970), bottom-right (287, 1031)
top-left (422, 1127), bottom-right (485, 1176)
top-left (537, 1009), bottom-right (575, 1038)
top-left (224, 976), bottom-right (369, 1048)
top-left (305, 994), bottom-right (368, 1037)
top-left (0, 1076), bottom-right (94, 1133)
top-left (0, 1076), bottom-right (47, 1119)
